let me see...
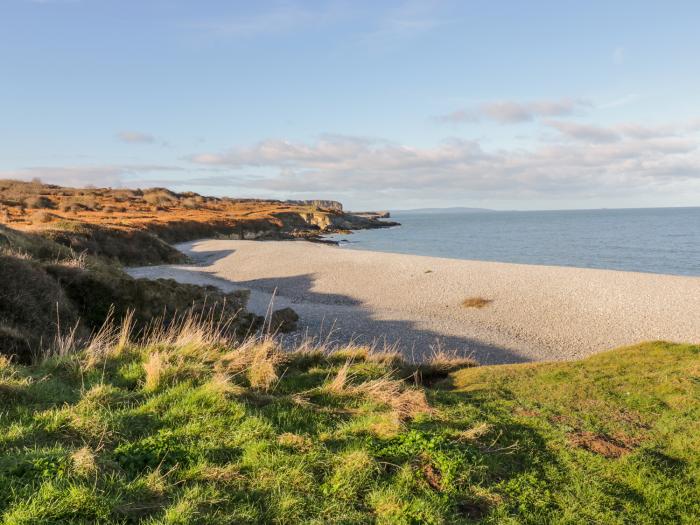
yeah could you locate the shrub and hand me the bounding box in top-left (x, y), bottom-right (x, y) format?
top-left (32, 211), bottom-right (55, 223)
top-left (181, 198), bottom-right (200, 210)
top-left (142, 189), bottom-right (178, 207)
top-left (23, 196), bottom-right (55, 209)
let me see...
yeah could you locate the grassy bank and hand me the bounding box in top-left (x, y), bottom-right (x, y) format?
top-left (1, 333), bottom-right (697, 524)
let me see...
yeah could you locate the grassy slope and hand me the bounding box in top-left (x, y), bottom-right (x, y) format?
top-left (0, 225), bottom-right (260, 362)
top-left (1, 340), bottom-right (697, 524)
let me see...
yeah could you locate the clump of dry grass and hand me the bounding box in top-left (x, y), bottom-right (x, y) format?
top-left (457, 422), bottom-right (493, 442)
top-left (413, 348), bottom-right (478, 384)
top-left (329, 344), bottom-right (370, 363)
top-left (248, 343), bottom-right (279, 391)
top-left (71, 446), bottom-right (97, 477)
top-left (355, 376), bottom-right (431, 420)
top-left (424, 349), bottom-right (478, 373)
top-left (142, 189), bottom-right (179, 207)
top-left (326, 363), bottom-right (431, 420)
top-left (367, 349), bottom-right (406, 368)
top-left (144, 310), bottom-right (231, 355)
top-left (462, 297), bottom-right (492, 308)
top-left (190, 464), bottom-right (242, 484)
top-left (143, 351), bottom-right (167, 391)
top-left (277, 432), bottom-right (313, 452)
top-left (0, 247), bottom-right (32, 260)
top-left (204, 372), bottom-right (243, 396)
top-left (82, 309), bottom-right (126, 369)
top-left (54, 250), bottom-right (88, 269)
top-left (325, 360), bottom-right (353, 393)
top-left (217, 337), bottom-right (286, 391)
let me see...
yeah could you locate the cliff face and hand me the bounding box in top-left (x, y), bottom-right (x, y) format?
top-left (285, 200), bottom-right (344, 212)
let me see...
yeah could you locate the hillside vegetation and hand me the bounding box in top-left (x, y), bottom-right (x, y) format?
top-left (0, 224), bottom-right (261, 363)
top-left (0, 337), bottom-right (697, 524)
top-left (0, 180), bottom-right (395, 264)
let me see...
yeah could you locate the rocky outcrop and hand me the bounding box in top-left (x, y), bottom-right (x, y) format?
top-left (351, 211), bottom-right (391, 219)
top-left (286, 200), bottom-right (343, 212)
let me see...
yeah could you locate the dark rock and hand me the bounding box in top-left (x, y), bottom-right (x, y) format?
top-left (269, 307), bottom-right (299, 333)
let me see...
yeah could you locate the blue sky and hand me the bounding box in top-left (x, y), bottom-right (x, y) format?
top-left (1, 0), bottom-right (700, 210)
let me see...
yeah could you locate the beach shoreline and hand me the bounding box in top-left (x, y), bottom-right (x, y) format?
top-left (129, 239), bottom-right (700, 364)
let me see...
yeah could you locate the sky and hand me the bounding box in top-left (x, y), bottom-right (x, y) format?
top-left (1, 0), bottom-right (700, 210)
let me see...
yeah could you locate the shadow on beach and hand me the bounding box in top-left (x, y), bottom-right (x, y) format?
top-left (136, 246), bottom-right (531, 365)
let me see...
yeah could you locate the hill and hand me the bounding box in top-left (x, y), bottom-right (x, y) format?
top-left (0, 180), bottom-right (396, 265)
top-left (0, 339), bottom-right (697, 523)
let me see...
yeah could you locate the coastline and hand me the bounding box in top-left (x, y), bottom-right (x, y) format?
top-left (129, 239), bottom-right (700, 365)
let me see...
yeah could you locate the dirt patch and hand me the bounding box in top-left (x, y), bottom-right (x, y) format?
top-left (567, 431), bottom-right (635, 458)
top-left (412, 453), bottom-right (443, 492)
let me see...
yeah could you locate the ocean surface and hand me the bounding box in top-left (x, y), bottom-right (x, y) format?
top-left (325, 207), bottom-right (700, 276)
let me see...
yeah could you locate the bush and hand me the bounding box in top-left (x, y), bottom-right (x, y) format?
top-left (23, 196), bottom-right (55, 209)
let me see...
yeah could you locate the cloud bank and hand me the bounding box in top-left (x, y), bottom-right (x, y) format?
top-left (435, 98), bottom-right (589, 124)
top-left (191, 122), bottom-right (700, 201)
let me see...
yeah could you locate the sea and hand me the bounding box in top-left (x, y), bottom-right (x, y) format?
top-left (325, 207), bottom-right (700, 277)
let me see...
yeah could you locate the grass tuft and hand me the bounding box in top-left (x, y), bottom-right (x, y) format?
top-left (462, 297), bottom-right (492, 308)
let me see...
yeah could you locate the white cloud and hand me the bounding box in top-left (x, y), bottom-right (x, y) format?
top-left (435, 98), bottom-right (588, 124)
top-left (116, 131), bottom-right (156, 144)
top-left (545, 120), bottom-right (621, 143)
top-left (190, 124), bottom-right (700, 201)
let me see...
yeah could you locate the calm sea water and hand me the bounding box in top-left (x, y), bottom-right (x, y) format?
top-left (326, 207), bottom-right (700, 276)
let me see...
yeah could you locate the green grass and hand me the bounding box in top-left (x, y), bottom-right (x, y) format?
top-left (0, 339), bottom-right (698, 524)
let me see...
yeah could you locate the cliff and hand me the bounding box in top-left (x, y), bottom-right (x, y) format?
top-left (285, 199), bottom-right (343, 212)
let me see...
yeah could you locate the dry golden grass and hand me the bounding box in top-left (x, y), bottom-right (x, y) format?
top-left (70, 446), bottom-right (97, 477)
top-left (217, 338), bottom-right (285, 391)
top-left (0, 179), bottom-right (335, 240)
top-left (424, 349), bottom-right (478, 373)
top-left (326, 362), bottom-right (431, 420)
top-left (114, 309), bottom-right (134, 355)
top-left (457, 422), bottom-right (493, 442)
top-left (330, 344), bottom-right (370, 362)
top-left (205, 372), bottom-right (244, 396)
top-left (462, 297), bottom-right (492, 308)
top-left (355, 376), bottom-right (431, 420)
top-left (191, 464), bottom-right (242, 484)
top-left (143, 352), bottom-right (167, 391)
top-left (144, 311), bottom-right (231, 354)
top-left (366, 348), bottom-right (406, 368)
top-left (277, 432), bottom-right (313, 452)
top-left (248, 348), bottom-right (278, 391)
top-left (326, 361), bottom-right (352, 393)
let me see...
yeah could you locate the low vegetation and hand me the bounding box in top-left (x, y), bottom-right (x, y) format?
top-left (0, 336), bottom-right (697, 523)
top-left (0, 223), bottom-right (261, 363)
